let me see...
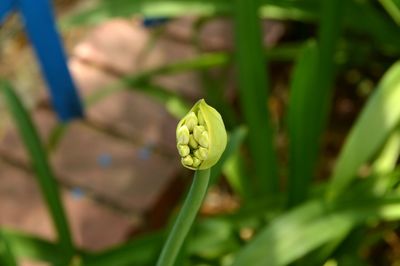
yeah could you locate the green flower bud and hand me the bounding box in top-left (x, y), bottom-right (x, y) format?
top-left (184, 112), bottom-right (198, 131)
top-left (176, 99), bottom-right (227, 170)
top-left (192, 157), bottom-right (202, 168)
top-left (182, 155), bottom-right (194, 166)
top-left (193, 125), bottom-right (205, 142)
top-left (177, 145), bottom-right (190, 157)
top-left (176, 125), bottom-right (190, 145)
top-left (189, 134), bottom-right (199, 149)
top-left (197, 110), bottom-right (205, 125)
top-left (198, 131), bottom-right (209, 148)
top-left (194, 147), bottom-right (208, 160)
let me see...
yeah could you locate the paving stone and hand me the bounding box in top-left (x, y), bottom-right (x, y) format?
top-left (199, 18), bottom-right (286, 52)
top-left (164, 17), bottom-right (198, 42)
top-left (73, 19), bottom-right (163, 75)
top-left (64, 188), bottom-right (139, 251)
top-left (0, 161), bottom-right (54, 240)
top-left (0, 109), bottom-right (57, 165)
top-left (0, 161), bottom-right (138, 251)
top-left (52, 121), bottom-right (180, 212)
top-left (72, 18), bottom-right (202, 98)
top-left (70, 58), bottom-right (179, 153)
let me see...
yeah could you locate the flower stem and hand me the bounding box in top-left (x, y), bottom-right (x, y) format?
top-left (156, 169), bottom-right (211, 266)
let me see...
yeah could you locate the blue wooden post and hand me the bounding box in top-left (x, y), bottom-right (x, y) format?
top-left (1, 0), bottom-right (84, 122)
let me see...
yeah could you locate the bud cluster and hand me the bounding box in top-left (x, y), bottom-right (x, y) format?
top-left (177, 110), bottom-right (210, 169)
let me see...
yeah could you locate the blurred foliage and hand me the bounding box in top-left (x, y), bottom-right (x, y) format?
top-left (1, 0), bottom-right (400, 265)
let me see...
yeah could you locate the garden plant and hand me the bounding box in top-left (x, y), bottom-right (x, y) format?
top-left (1, 0), bottom-right (400, 265)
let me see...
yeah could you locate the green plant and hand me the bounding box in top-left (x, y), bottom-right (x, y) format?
top-left (2, 0), bottom-right (400, 265)
top-left (157, 99), bottom-right (227, 266)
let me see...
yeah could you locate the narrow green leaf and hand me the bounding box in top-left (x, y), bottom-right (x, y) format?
top-left (344, 0), bottom-right (400, 54)
top-left (1, 229), bottom-right (67, 264)
top-left (287, 41), bottom-right (319, 206)
top-left (0, 231), bottom-right (17, 266)
top-left (0, 81), bottom-right (74, 256)
top-left (232, 194), bottom-right (400, 266)
top-left (64, 0), bottom-right (400, 55)
top-left (233, 0), bottom-right (278, 194)
top-left (373, 127), bottom-right (400, 175)
top-left (378, 0), bottom-right (400, 26)
top-left (327, 61), bottom-right (400, 200)
top-left (46, 123), bottom-right (68, 153)
top-left (223, 150), bottom-right (252, 200)
top-left (62, 0), bottom-right (315, 28)
top-left (210, 126), bottom-right (247, 185)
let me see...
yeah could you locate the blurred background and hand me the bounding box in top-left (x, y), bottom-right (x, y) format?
top-left (1, 0), bottom-right (400, 265)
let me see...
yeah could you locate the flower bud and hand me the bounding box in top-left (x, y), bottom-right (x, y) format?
top-left (182, 155), bottom-right (194, 166)
top-left (198, 131), bottom-right (209, 148)
top-left (176, 125), bottom-right (190, 145)
top-left (197, 110), bottom-right (205, 125)
top-left (177, 145), bottom-right (190, 157)
top-left (188, 134), bottom-right (199, 149)
top-left (184, 112), bottom-right (198, 131)
top-left (176, 99), bottom-right (227, 170)
top-left (194, 147), bottom-right (208, 160)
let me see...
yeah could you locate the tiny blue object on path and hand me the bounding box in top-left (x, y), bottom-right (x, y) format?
top-left (97, 153), bottom-right (113, 168)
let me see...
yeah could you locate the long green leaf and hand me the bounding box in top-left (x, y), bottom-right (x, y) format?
top-left (64, 0), bottom-right (400, 55)
top-left (287, 41), bottom-right (319, 206)
top-left (210, 126), bottom-right (247, 185)
top-left (233, 0), bottom-right (278, 194)
top-left (0, 231), bottom-right (17, 266)
top-left (379, 0), bottom-right (400, 25)
top-left (1, 229), bottom-right (67, 265)
top-left (327, 61), bottom-right (400, 200)
top-left (232, 193), bottom-right (400, 266)
top-left (373, 128), bottom-right (400, 175)
top-left (62, 0), bottom-right (315, 28)
top-left (0, 81), bottom-right (74, 257)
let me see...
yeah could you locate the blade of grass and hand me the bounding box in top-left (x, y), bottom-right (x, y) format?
top-left (327, 61), bottom-right (400, 201)
top-left (232, 191), bottom-right (400, 266)
top-left (209, 126), bottom-right (247, 185)
top-left (344, 0), bottom-right (400, 54)
top-left (64, 0), bottom-right (400, 55)
top-left (0, 231), bottom-right (17, 266)
top-left (373, 127), bottom-right (400, 175)
top-left (233, 0), bottom-right (278, 194)
top-left (46, 123), bottom-right (68, 153)
top-left (313, 0), bottom-right (345, 158)
top-left (286, 40), bottom-right (319, 207)
top-left (62, 0), bottom-right (314, 28)
top-left (378, 0), bottom-right (400, 26)
top-left (0, 81), bottom-right (74, 257)
top-left (1, 229), bottom-right (67, 265)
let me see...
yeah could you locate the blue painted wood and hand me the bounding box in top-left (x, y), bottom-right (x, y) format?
top-left (143, 17), bottom-right (169, 27)
top-left (1, 0), bottom-right (84, 122)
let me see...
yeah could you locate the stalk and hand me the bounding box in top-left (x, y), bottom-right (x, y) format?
top-left (156, 169), bottom-right (210, 266)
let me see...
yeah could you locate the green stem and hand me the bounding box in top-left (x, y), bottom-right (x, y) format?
top-left (156, 169), bottom-right (211, 266)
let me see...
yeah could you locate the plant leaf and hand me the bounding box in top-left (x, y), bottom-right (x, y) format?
top-left (0, 80), bottom-right (74, 255)
top-left (287, 40), bottom-right (319, 206)
top-left (327, 61), bottom-right (400, 200)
